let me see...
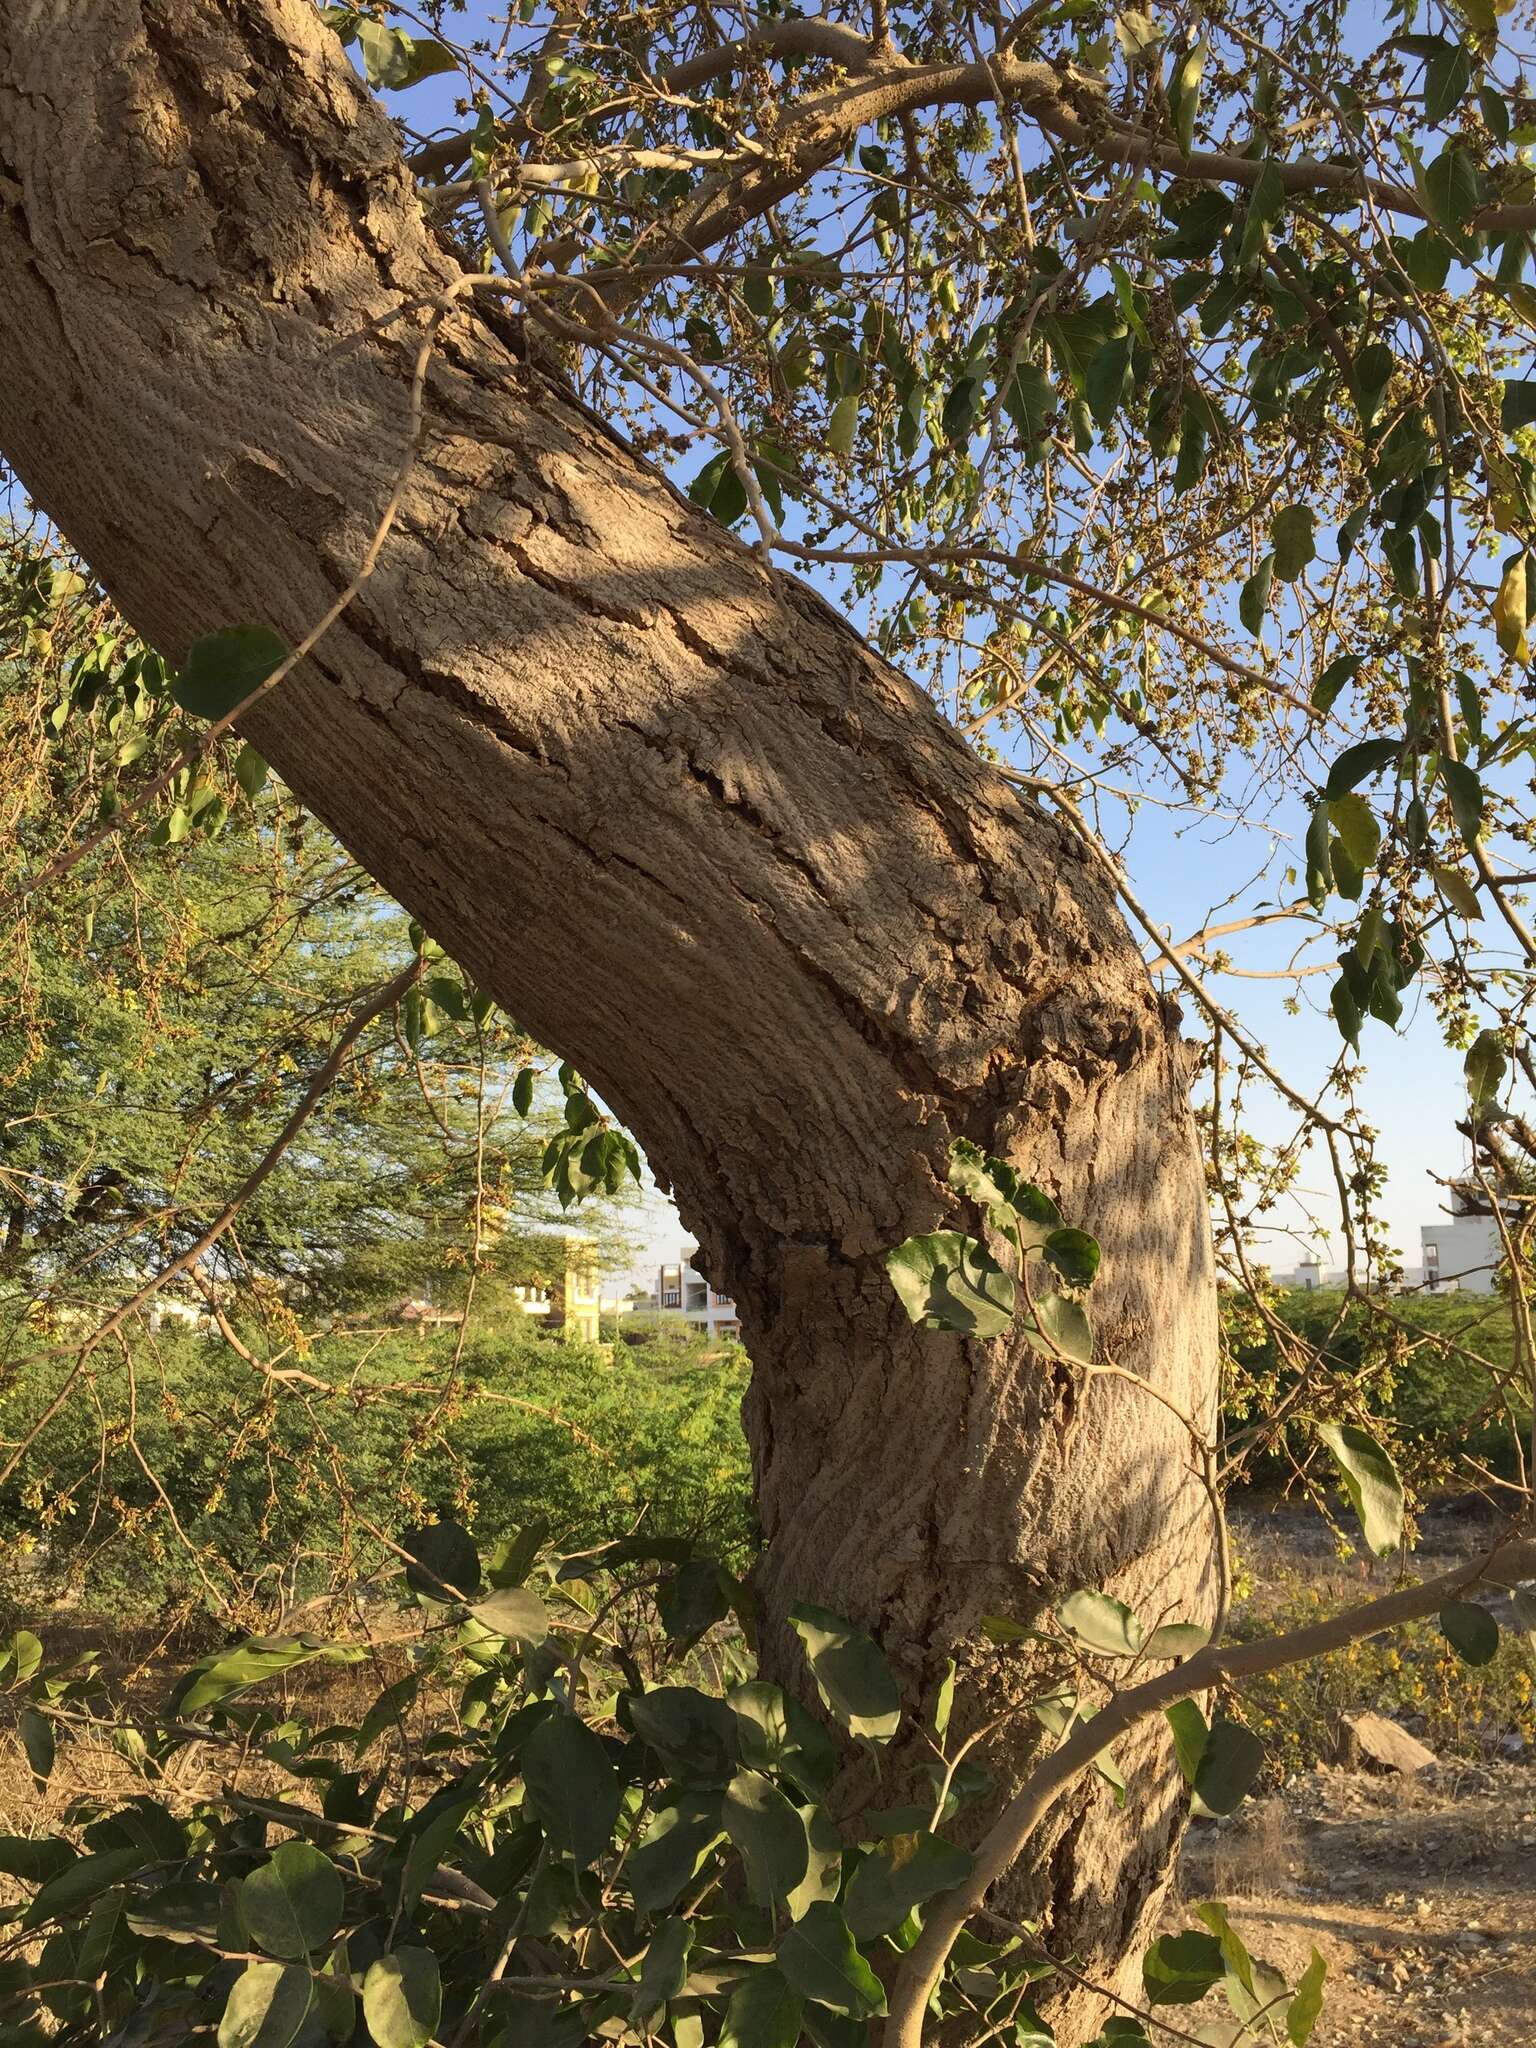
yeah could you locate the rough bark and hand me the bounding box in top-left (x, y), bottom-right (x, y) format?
top-left (0, 2), bottom-right (1218, 2026)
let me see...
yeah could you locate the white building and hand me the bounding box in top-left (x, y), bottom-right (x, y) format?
top-left (1421, 1182), bottom-right (1506, 1294)
top-left (653, 1246), bottom-right (740, 1338)
top-left (1277, 1254), bottom-right (1329, 1291)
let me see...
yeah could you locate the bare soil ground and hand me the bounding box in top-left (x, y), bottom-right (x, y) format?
top-left (1171, 1759), bottom-right (1536, 2044)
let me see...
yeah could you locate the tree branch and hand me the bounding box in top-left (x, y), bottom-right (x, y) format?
top-left (884, 1526), bottom-right (1536, 2048)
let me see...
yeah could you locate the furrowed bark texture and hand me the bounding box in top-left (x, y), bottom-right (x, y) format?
top-left (0, 3), bottom-right (1218, 2026)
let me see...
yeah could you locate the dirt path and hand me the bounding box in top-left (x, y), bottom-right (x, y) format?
top-left (1173, 1761), bottom-right (1536, 2044)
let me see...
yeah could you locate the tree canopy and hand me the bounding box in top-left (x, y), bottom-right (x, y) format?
top-left (328, 0), bottom-right (1536, 1276)
top-left (1, 526), bottom-right (637, 1330)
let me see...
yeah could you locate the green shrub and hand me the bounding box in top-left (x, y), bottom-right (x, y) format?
top-left (1224, 1286), bottom-right (1526, 1485)
top-left (0, 1323), bottom-right (753, 1622)
top-left (1234, 1565), bottom-right (1536, 1774)
top-left (0, 1519), bottom-right (1317, 2048)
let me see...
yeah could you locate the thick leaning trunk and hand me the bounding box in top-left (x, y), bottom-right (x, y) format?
top-left (0, 1), bottom-right (1218, 2027)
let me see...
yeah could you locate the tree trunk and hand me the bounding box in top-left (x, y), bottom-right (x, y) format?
top-left (0, 1), bottom-right (1218, 2026)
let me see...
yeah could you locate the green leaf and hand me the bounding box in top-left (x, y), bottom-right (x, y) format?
top-left (1085, 332), bottom-right (1134, 426)
top-left (689, 449), bottom-right (748, 526)
top-left (1165, 1698), bottom-right (1209, 1785)
top-left (1167, 37), bottom-right (1205, 157)
top-left (1021, 1290), bottom-right (1093, 1365)
top-left (1434, 864), bottom-right (1483, 921)
top-left (947, 1140), bottom-right (1061, 1241)
top-left (1350, 342), bottom-right (1395, 428)
top-left (1465, 1027), bottom-right (1507, 1109)
top-left (0, 1836), bottom-right (75, 1885)
top-left (397, 39), bottom-right (459, 86)
top-left (218, 1962), bottom-right (314, 2048)
top-left (1287, 1948), bottom-right (1327, 2046)
top-left (629, 1795), bottom-right (725, 1913)
top-left (1312, 654), bottom-right (1360, 714)
top-left (355, 21), bottom-right (453, 89)
top-left (1030, 1688), bottom-right (1126, 1800)
top-left (1144, 1622), bottom-right (1210, 1660)
top-left (399, 1795), bottom-right (474, 1910)
top-left (25, 1847), bottom-right (147, 1929)
top-left (790, 1603), bottom-right (901, 1744)
top-left (1316, 1421), bottom-right (1404, 1558)
top-left (1239, 554), bottom-right (1274, 637)
top-left (1042, 1228), bottom-right (1101, 1288)
top-left (827, 394), bottom-right (859, 458)
top-left (1425, 39), bottom-right (1472, 122)
top-left (239, 1841), bottom-right (344, 1960)
top-left (1057, 1589), bottom-right (1144, 1658)
top-left (234, 744), bottom-right (270, 799)
top-left (1504, 379), bottom-right (1536, 431)
top-left (522, 1712), bottom-right (621, 1866)
top-left (1439, 1599), bottom-right (1500, 1666)
top-left (1142, 1930), bottom-right (1225, 2005)
top-left (172, 625), bottom-right (287, 722)
top-left (1440, 758), bottom-right (1485, 849)
top-left (723, 1769), bottom-right (810, 1904)
top-left (1324, 738), bottom-right (1400, 800)
top-left (628, 1683), bottom-right (741, 1778)
top-left (843, 1833), bottom-right (973, 1939)
top-left (718, 1966), bottom-right (804, 2048)
top-left (362, 1950), bottom-right (441, 2048)
top-left (658, 1557), bottom-right (734, 1640)
top-left (10, 1629), bottom-right (43, 1682)
top-left (1192, 1720), bottom-right (1265, 1817)
top-left (730, 1681), bottom-right (837, 1800)
top-left (1424, 145), bottom-right (1482, 234)
top-left (471, 1585), bottom-right (549, 1645)
top-left (17, 1706), bottom-right (54, 1786)
top-left (1272, 505), bottom-right (1316, 581)
top-left (404, 1519), bottom-right (481, 1601)
top-left (778, 1901), bottom-right (887, 2017)
top-left (630, 1917), bottom-right (693, 2027)
top-left (1402, 228), bottom-right (1454, 290)
top-left (1002, 360), bottom-right (1057, 443)
top-left (1327, 794), bottom-right (1380, 873)
top-left (124, 1880), bottom-right (223, 1945)
top-left (1237, 161), bottom-right (1287, 266)
top-left (1193, 1899), bottom-right (1255, 1997)
top-left (788, 1800), bottom-right (843, 1920)
top-left (885, 1230), bottom-right (1015, 1339)
top-left (512, 1066), bottom-right (536, 1116)
top-left (1305, 800), bottom-right (1333, 909)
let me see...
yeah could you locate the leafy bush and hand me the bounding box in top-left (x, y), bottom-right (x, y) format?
top-left (1234, 1566), bottom-right (1536, 1776)
top-left (0, 1325), bottom-right (754, 1623)
top-left (1223, 1287), bottom-right (1526, 1485)
top-left (0, 1519), bottom-right (1324, 2048)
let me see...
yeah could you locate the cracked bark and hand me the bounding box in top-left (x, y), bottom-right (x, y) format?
top-left (0, 0), bottom-right (1218, 2025)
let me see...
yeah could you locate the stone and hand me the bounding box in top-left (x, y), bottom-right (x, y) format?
top-left (1334, 1711), bottom-right (1437, 1774)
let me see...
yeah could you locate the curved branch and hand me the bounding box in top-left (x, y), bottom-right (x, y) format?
top-left (884, 1525), bottom-right (1536, 2048)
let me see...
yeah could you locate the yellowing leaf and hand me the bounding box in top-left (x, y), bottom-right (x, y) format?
top-left (827, 394), bottom-right (859, 458)
top-left (1486, 450), bottom-right (1527, 534)
top-left (1495, 551), bottom-right (1529, 662)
